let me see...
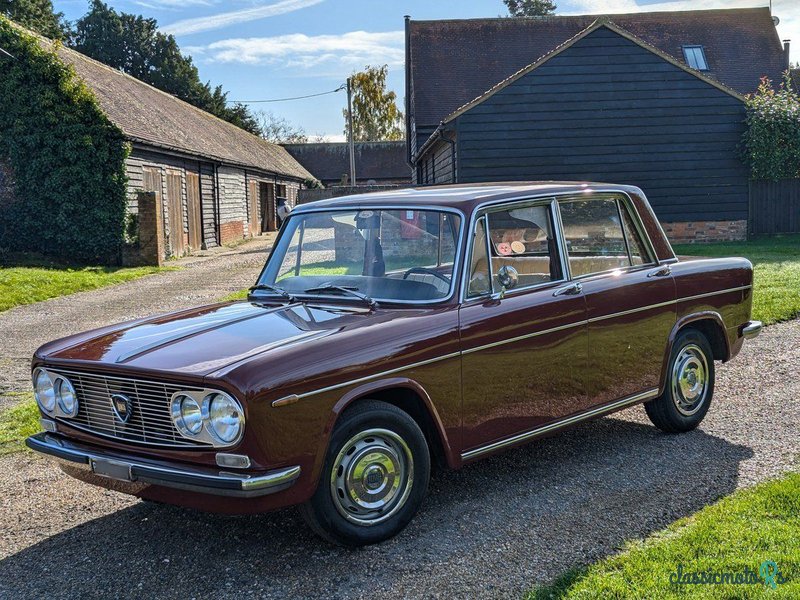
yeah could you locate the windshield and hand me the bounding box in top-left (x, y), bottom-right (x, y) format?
top-left (257, 208), bottom-right (462, 303)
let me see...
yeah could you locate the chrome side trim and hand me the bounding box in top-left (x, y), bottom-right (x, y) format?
top-left (294, 351), bottom-right (462, 400)
top-left (587, 299), bottom-right (676, 323)
top-left (287, 286), bottom-right (752, 402)
top-left (26, 432), bottom-right (301, 498)
top-left (679, 285), bottom-right (751, 303)
top-left (461, 388), bottom-right (660, 461)
top-left (461, 320), bottom-right (586, 356)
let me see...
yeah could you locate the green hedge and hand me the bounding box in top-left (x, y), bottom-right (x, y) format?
top-left (0, 17), bottom-right (128, 263)
top-left (741, 73), bottom-right (800, 181)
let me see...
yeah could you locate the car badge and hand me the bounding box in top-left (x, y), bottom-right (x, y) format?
top-left (110, 394), bottom-right (133, 424)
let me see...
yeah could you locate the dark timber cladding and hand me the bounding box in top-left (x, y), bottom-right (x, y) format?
top-left (433, 26), bottom-right (750, 222)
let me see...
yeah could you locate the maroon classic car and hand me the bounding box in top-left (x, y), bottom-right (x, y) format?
top-left (27, 183), bottom-right (761, 546)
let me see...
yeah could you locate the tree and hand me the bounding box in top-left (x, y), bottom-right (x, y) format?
top-left (256, 111), bottom-right (308, 144)
top-left (72, 1), bottom-right (260, 135)
top-left (503, 0), bottom-right (556, 17)
top-left (343, 65), bottom-right (404, 141)
top-left (741, 73), bottom-right (800, 180)
top-left (0, 0), bottom-right (69, 39)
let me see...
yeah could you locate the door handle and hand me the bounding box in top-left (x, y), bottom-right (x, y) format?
top-left (553, 282), bottom-right (583, 297)
top-left (647, 265), bottom-right (672, 278)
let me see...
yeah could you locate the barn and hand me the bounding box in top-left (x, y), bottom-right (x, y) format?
top-left (406, 8), bottom-right (790, 241)
top-left (1, 24), bottom-right (314, 262)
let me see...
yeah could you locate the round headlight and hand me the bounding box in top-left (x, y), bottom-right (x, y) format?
top-left (178, 395), bottom-right (203, 435)
top-left (55, 376), bottom-right (78, 418)
top-left (33, 368), bottom-right (56, 414)
top-left (206, 393), bottom-right (243, 444)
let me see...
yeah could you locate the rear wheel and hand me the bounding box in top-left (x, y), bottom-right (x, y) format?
top-left (300, 400), bottom-right (430, 546)
top-left (645, 328), bottom-right (715, 433)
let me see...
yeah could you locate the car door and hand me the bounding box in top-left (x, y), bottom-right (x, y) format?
top-left (557, 195), bottom-right (676, 407)
top-left (459, 199), bottom-right (588, 455)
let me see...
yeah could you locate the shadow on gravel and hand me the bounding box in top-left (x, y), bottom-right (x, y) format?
top-left (0, 416), bottom-right (753, 599)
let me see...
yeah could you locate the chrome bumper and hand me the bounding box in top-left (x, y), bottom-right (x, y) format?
top-left (25, 432), bottom-right (300, 498)
top-left (742, 320), bottom-right (763, 340)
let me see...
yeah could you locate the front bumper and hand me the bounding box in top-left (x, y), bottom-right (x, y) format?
top-left (26, 432), bottom-right (301, 498)
top-left (742, 320), bottom-right (763, 340)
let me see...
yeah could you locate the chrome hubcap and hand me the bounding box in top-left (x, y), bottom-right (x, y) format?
top-left (672, 344), bottom-right (709, 416)
top-left (330, 428), bottom-right (414, 526)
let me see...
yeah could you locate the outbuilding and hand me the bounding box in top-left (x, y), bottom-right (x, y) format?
top-left (406, 8), bottom-right (790, 241)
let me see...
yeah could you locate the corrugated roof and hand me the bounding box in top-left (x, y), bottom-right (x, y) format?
top-left (44, 39), bottom-right (314, 181)
top-left (409, 8), bottom-right (788, 127)
top-left (281, 141), bottom-right (410, 183)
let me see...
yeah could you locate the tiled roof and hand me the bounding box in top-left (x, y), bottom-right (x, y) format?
top-left (48, 40), bottom-right (313, 181)
top-left (281, 142), bottom-right (410, 183)
top-left (409, 8), bottom-right (788, 127)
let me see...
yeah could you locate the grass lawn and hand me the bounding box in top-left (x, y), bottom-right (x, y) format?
top-left (529, 472), bottom-right (800, 599)
top-left (0, 394), bottom-right (38, 455)
top-left (0, 259), bottom-right (175, 313)
top-left (674, 234), bottom-right (800, 325)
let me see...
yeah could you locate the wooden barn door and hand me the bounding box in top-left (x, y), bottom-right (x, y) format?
top-left (247, 180), bottom-right (261, 237)
top-left (185, 172), bottom-right (202, 251)
top-left (165, 171), bottom-right (185, 256)
top-left (142, 167), bottom-right (162, 198)
top-left (260, 182), bottom-right (276, 232)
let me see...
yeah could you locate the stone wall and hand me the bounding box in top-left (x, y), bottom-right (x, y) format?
top-left (661, 220), bottom-right (747, 244)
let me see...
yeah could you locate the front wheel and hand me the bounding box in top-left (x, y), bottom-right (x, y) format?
top-left (645, 328), bottom-right (715, 433)
top-left (300, 400), bottom-right (430, 546)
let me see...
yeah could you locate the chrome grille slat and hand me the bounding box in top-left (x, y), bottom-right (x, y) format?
top-left (49, 369), bottom-right (212, 448)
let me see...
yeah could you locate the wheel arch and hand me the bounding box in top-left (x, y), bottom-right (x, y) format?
top-left (658, 311), bottom-right (728, 394)
top-left (320, 378), bottom-right (458, 471)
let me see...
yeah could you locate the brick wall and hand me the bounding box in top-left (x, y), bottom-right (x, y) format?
top-left (122, 191), bottom-right (164, 266)
top-left (661, 220), bottom-right (747, 244)
top-left (220, 221), bottom-right (244, 245)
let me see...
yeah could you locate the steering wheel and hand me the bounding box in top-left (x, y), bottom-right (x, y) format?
top-left (402, 267), bottom-right (451, 284)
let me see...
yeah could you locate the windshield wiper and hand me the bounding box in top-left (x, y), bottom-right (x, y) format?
top-left (248, 283), bottom-right (296, 302)
top-left (302, 284), bottom-right (379, 309)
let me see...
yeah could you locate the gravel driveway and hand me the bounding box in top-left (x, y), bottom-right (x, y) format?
top-left (0, 316), bottom-right (797, 599)
top-left (0, 235), bottom-right (275, 410)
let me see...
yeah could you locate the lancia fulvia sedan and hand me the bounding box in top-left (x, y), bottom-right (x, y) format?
top-left (27, 183), bottom-right (761, 546)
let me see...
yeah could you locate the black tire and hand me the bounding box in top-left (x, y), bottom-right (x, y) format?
top-left (645, 328), bottom-right (715, 433)
top-left (299, 400), bottom-right (430, 547)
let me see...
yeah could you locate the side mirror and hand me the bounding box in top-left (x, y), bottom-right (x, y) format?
top-left (497, 265), bottom-right (519, 294)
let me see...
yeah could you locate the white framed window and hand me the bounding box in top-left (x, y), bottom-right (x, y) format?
top-left (683, 46), bottom-right (709, 71)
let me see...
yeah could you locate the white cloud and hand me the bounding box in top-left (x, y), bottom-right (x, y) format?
top-left (198, 30), bottom-right (405, 71)
top-left (564, 0), bottom-right (798, 64)
top-left (162, 0), bottom-right (325, 36)
top-left (136, 0), bottom-right (215, 8)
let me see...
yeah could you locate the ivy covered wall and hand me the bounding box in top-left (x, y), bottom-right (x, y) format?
top-left (0, 17), bottom-right (129, 262)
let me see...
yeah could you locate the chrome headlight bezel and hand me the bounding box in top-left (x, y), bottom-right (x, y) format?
top-left (54, 376), bottom-right (79, 418)
top-left (204, 392), bottom-right (245, 445)
top-left (33, 368), bottom-right (79, 419)
top-left (33, 367), bottom-right (57, 415)
top-left (169, 389), bottom-right (245, 448)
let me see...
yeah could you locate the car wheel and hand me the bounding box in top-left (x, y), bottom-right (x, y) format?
top-left (645, 328), bottom-right (715, 433)
top-left (299, 400), bottom-right (430, 547)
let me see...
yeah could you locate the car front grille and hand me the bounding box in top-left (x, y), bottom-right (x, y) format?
top-left (50, 369), bottom-right (212, 448)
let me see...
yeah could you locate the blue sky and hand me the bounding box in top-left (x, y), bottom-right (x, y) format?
top-left (55, 0), bottom-right (798, 140)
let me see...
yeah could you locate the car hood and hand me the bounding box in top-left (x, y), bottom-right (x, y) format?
top-left (39, 301), bottom-right (378, 377)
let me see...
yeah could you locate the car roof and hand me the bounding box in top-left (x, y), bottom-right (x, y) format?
top-left (292, 181), bottom-right (642, 215)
